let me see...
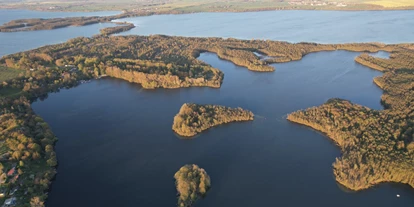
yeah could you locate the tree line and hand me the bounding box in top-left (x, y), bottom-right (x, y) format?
top-left (288, 47), bottom-right (414, 191)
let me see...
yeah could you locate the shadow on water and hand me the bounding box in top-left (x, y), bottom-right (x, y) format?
top-left (31, 50), bottom-right (414, 207)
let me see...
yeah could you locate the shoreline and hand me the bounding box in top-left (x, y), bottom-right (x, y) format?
top-left (1, 4), bottom-right (414, 14)
top-left (2, 8), bottom-right (414, 36)
top-left (287, 114), bottom-right (414, 191)
top-left (0, 34), bottom-right (413, 205)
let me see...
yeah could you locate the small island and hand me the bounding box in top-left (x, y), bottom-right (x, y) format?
top-left (174, 164), bottom-right (211, 207)
top-left (172, 103), bottom-right (254, 137)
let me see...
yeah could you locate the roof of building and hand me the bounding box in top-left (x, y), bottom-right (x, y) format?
top-left (7, 168), bottom-right (15, 176)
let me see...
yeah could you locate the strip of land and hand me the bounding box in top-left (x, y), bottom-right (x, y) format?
top-left (1, 1), bottom-right (414, 34)
top-left (0, 12), bottom-right (138, 33)
top-left (1, 0), bottom-right (414, 12)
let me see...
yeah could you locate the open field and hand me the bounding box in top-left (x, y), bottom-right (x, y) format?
top-left (366, 0), bottom-right (414, 7)
top-left (0, 87), bottom-right (22, 98)
top-left (0, 66), bottom-right (21, 82)
top-left (0, 66), bottom-right (22, 97)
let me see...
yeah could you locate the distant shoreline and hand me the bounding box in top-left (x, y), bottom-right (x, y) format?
top-left (0, 3), bottom-right (414, 13)
top-left (2, 6), bottom-right (414, 34)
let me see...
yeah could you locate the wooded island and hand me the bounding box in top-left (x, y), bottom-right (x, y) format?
top-left (172, 103), bottom-right (254, 137)
top-left (174, 164), bottom-right (211, 207)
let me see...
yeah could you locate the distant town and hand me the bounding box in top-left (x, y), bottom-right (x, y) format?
top-left (288, 0), bottom-right (347, 7)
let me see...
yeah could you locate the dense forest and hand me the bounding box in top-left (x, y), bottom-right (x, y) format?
top-left (0, 16), bottom-right (109, 32)
top-left (288, 49), bottom-right (414, 190)
top-left (0, 98), bottom-right (58, 206)
top-left (1, 35), bottom-right (408, 90)
top-left (98, 23), bottom-right (135, 36)
top-left (174, 164), bottom-right (210, 207)
top-left (172, 103), bottom-right (254, 137)
top-left (0, 58), bottom-right (88, 206)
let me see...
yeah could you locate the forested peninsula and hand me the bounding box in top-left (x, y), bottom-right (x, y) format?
top-left (0, 11), bottom-right (140, 33)
top-left (172, 103), bottom-right (254, 137)
top-left (288, 49), bottom-right (414, 190)
top-left (1, 34), bottom-right (414, 205)
top-left (0, 34), bottom-right (407, 88)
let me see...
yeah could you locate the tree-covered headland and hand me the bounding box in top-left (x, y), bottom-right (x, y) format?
top-left (288, 49), bottom-right (414, 190)
top-left (172, 103), bottom-right (254, 137)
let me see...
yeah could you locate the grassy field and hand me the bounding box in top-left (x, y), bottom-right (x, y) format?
top-left (0, 87), bottom-right (22, 98)
top-left (0, 66), bottom-right (21, 82)
top-left (366, 0), bottom-right (414, 7)
top-left (0, 66), bottom-right (22, 97)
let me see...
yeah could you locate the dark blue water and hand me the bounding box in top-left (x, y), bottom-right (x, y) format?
top-left (32, 51), bottom-right (414, 207)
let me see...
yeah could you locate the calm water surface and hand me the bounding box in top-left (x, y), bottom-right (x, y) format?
top-left (32, 51), bottom-right (414, 207)
top-left (115, 10), bottom-right (414, 44)
top-left (0, 10), bottom-right (119, 57)
top-left (2, 10), bottom-right (414, 57)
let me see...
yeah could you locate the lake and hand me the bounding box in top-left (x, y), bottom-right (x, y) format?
top-left (0, 10), bottom-right (119, 57)
top-left (32, 51), bottom-right (414, 207)
top-left (1, 9), bottom-right (413, 207)
top-left (115, 10), bottom-right (414, 44)
top-left (2, 10), bottom-right (414, 57)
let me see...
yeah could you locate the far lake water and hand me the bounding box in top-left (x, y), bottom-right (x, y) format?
top-left (115, 10), bottom-right (414, 44)
top-left (1, 10), bottom-right (414, 57)
top-left (0, 9), bottom-right (413, 207)
top-left (0, 10), bottom-right (120, 57)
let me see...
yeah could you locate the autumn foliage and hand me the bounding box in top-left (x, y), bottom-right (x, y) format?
top-left (174, 164), bottom-right (211, 207)
top-left (172, 103), bottom-right (254, 137)
top-left (288, 47), bottom-right (414, 191)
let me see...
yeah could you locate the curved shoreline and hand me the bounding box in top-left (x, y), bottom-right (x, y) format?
top-left (287, 113), bottom-right (414, 191)
top-left (1, 2), bottom-right (414, 13)
top-left (2, 8), bottom-right (414, 34)
top-left (172, 103), bottom-right (254, 137)
top-left (287, 46), bottom-right (414, 191)
top-left (0, 35), bottom-right (413, 205)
